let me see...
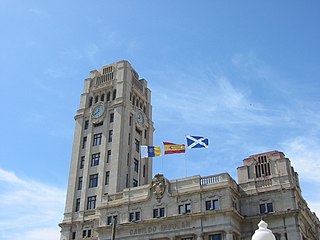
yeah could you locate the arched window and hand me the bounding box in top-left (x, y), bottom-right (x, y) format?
top-left (89, 97), bottom-right (93, 107)
top-left (106, 92), bottom-right (111, 101)
top-left (100, 94), bottom-right (105, 101)
top-left (132, 96), bottom-right (135, 105)
top-left (95, 95), bottom-right (99, 103)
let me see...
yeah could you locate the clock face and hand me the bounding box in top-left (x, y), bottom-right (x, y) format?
top-left (92, 104), bottom-right (105, 119)
top-left (136, 111), bottom-right (144, 125)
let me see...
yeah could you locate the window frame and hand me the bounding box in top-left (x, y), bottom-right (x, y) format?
top-left (91, 153), bottom-right (100, 166)
top-left (89, 173), bottom-right (99, 188)
top-left (87, 195), bottom-right (97, 210)
top-left (93, 133), bottom-right (102, 146)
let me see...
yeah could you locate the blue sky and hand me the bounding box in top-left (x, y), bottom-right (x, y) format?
top-left (1, 1), bottom-right (320, 239)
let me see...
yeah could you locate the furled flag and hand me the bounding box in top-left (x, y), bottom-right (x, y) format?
top-left (163, 142), bottom-right (186, 154)
top-left (186, 135), bottom-right (209, 149)
top-left (141, 145), bottom-right (162, 158)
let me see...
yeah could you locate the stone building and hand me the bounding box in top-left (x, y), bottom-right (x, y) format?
top-left (59, 61), bottom-right (320, 240)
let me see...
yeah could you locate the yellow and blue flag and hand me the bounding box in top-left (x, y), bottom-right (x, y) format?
top-left (141, 146), bottom-right (162, 158)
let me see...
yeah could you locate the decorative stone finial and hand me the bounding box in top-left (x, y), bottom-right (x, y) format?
top-left (251, 220), bottom-right (276, 240)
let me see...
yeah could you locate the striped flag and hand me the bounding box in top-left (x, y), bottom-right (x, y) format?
top-left (141, 146), bottom-right (162, 158)
top-left (163, 142), bottom-right (186, 155)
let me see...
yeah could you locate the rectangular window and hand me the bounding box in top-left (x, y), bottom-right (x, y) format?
top-left (153, 207), bottom-right (165, 218)
top-left (87, 195), bottom-right (97, 210)
top-left (205, 199), bottom-right (219, 211)
top-left (72, 232), bottom-right (76, 239)
top-left (135, 139), bottom-right (140, 152)
top-left (82, 230), bottom-right (86, 238)
top-left (179, 203), bottom-right (191, 214)
top-left (82, 136), bottom-right (87, 149)
top-left (80, 156), bottom-right (85, 169)
top-left (134, 159), bottom-right (139, 172)
top-left (105, 171), bottom-right (110, 185)
top-left (209, 234), bottom-right (222, 240)
top-left (110, 113), bottom-right (114, 123)
top-left (87, 229), bottom-right (92, 237)
top-left (128, 133), bottom-right (131, 145)
top-left (129, 116), bottom-right (132, 126)
top-left (107, 150), bottom-right (111, 163)
top-left (144, 129), bottom-right (147, 139)
top-left (84, 120), bottom-right (89, 130)
top-left (93, 133), bottom-right (102, 146)
top-left (107, 215), bottom-right (117, 225)
top-left (260, 202), bottom-right (274, 214)
top-left (108, 130), bottom-right (113, 142)
top-left (133, 178), bottom-right (138, 187)
top-left (89, 174), bottom-right (98, 188)
top-left (75, 198), bottom-right (80, 212)
top-left (129, 211), bottom-right (141, 222)
top-left (91, 153), bottom-right (100, 166)
top-left (143, 165), bottom-right (146, 178)
top-left (78, 177), bottom-right (83, 190)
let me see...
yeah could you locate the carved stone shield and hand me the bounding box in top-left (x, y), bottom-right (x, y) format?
top-left (151, 174), bottom-right (166, 202)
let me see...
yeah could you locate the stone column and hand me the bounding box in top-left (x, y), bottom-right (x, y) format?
top-left (280, 233), bottom-right (286, 240)
top-left (196, 233), bottom-right (204, 240)
top-left (226, 231), bottom-right (233, 240)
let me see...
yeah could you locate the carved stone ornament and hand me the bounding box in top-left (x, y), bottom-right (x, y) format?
top-left (151, 174), bottom-right (166, 202)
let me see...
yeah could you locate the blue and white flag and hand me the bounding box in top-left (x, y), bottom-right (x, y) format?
top-left (141, 145), bottom-right (162, 158)
top-left (186, 135), bottom-right (209, 149)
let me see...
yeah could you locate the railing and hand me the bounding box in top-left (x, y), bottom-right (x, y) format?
top-left (255, 179), bottom-right (272, 188)
top-left (95, 72), bottom-right (114, 86)
top-left (200, 175), bottom-right (222, 185)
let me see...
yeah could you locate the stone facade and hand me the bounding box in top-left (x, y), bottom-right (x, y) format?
top-left (59, 61), bottom-right (320, 240)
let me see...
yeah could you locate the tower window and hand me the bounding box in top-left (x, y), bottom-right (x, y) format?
top-left (89, 97), bottom-right (93, 107)
top-left (135, 139), bottom-right (140, 152)
top-left (153, 207), bottom-right (165, 218)
top-left (87, 195), bottom-right (97, 210)
top-left (101, 94), bottom-right (105, 101)
top-left (205, 199), bottom-right (219, 211)
top-left (143, 165), bottom-right (146, 177)
top-left (82, 136), bottom-right (87, 149)
top-left (72, 232), bottom-right (76, 239)
top-left (91, 153), bottom-right (100, 166)
top-left (80, 156), bottom-right (85, 169)
top-left (110, 113), bottom-right (114, 123)
top-left (112, 89), bottom-right (116, 100)
top-left (134, 159), bottom-right (139, 172)
top-left (107, 215), bottom-right (117, 225)
top-left (133, 178), bottom-right (138, 187)
top-left (107, 150), bottom-right (111, 163)
top-left (259, 202), bottom-right (274, 214)
top-left (129, 211), bottom-right (141, 222)
top-left (93, 133), bottom-right (102, 146)
top-left (78, 177), bottom-right (83, 190)
top-left (95, 95), bottom-right (99, 103)
top-left (105, 171), bottom-right (110, 185)
top-left (75, 198), bottom-right (80, 212)
top-left (84, 120), bottom-right (89, 130)
top-left (255, 155), bottom-right (271, 178)
top-left (209, 234), bottom-right (222, 240)
top-left (89, 174), bottom-right (98, 188)
top-left (179, 203), bottom-right (191, 214)
top-left (108, 130), bottom-right (113, 142)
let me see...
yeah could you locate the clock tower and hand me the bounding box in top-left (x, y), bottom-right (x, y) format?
top-left (60, 60), bottom-right (154, 239)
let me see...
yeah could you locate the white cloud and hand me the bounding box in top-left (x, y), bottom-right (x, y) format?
top-left (281, 136), bottom-right (320, 183)
top-left (0, 168), bottom-right (66, 240)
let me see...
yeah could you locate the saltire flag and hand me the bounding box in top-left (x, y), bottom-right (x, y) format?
top-left (141, 146), bottom-right (162, 158)
top-left (186, 135), bottom-right (209, 149)
top-left (163, 142), bottom-right (186, 154)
